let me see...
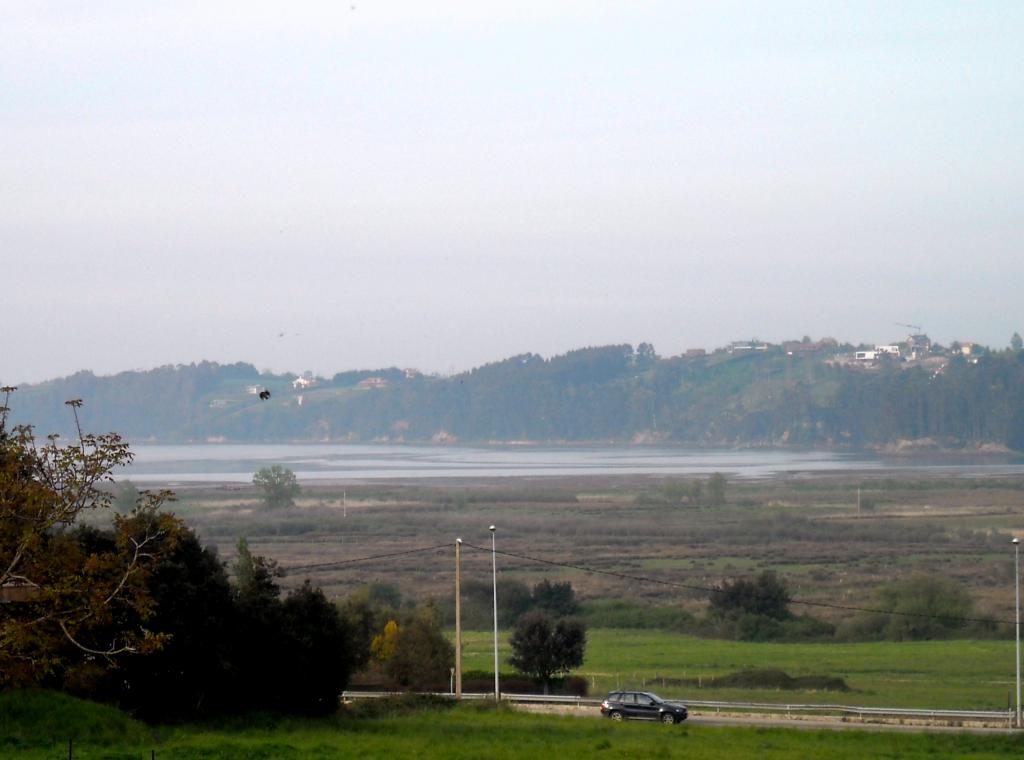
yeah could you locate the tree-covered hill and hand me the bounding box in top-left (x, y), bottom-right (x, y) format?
top-left (6, 346), bottom-right (1024, 450)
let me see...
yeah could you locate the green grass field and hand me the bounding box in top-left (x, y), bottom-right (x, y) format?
top-left (459, 629), bottom-right (1017, 710)
top-left (4, 691), bottom-right (1024, 760)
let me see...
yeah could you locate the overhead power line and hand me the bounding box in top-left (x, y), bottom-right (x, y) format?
top-left (283, 543), bottom-right (450, 573)
top-left (279, 539), bottom-right (1013, 627)
top-left (460, 542), bottom-right (1014, 627)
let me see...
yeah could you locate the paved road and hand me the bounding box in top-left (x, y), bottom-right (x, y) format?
top-left (512, 704), bottom-right (1019, 735)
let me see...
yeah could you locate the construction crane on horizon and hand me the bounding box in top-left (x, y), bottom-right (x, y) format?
top-left (896, 322), bottom-right (923, 334)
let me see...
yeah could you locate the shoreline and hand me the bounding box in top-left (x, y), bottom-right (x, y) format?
top-left (122, 466), bottom-right (1024, 492)
top-left (130, 438), bottom-right (1022, 458)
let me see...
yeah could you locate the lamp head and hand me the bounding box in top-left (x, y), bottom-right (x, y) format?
top-left (456, 537), bottom-right (462, 544)
top-left (489, 525), bottom-right (496, 532)
top-left (1014, 537), bottom-right (1020, 545)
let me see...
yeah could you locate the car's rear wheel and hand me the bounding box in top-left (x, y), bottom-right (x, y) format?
top-left (609, 711), bottom-right (623, 722)
top-left (661, 712), bottom-right (676, 725)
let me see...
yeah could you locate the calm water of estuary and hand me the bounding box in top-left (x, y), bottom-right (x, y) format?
top-left (121, 444), bottom-right (1024, 484)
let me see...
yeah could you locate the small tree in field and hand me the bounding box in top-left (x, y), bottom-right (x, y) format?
top-left (252, 464), bottom-right (300, 509)
top-left (508, 610), bottom-right (586, 694)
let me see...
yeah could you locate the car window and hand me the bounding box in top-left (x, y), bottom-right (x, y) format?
top-left (621, 693), bottom-right (636, 704)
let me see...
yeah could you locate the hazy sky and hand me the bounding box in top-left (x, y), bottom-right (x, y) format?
top-left (3, 1), bottom-right (1022, 384)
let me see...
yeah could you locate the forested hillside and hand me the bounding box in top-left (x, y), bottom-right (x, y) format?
top-left (7, 345), bottom-right (1024, 450)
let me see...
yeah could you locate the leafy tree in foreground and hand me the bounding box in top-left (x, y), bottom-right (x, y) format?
top-left (278, 581), bottom-right (358, 715)
top-left (229, 539), bottom-right (288, 711)
top-left (508, 610), bottom-right (586, 694)
top-left (116, 534), bottom-right (355, 718)
top-left (230, 542), bottom-right (357, 715)
top-left (107, 529), bottom-right (236, 720)
top-left (0, 392), bottom-right (183, 688)
top-left (252, 464), bottom-right (300, 509)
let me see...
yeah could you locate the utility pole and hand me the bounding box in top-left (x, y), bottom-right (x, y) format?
top-left (1014, 537), bottom-right (1020, 728)
top-left (490, 525), bottom-right (500, 701)
top-left (455, 537), bottom-right (463, 699)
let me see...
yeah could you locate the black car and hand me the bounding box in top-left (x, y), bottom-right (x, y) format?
top-left (599, 691), bottom-right (688, 724)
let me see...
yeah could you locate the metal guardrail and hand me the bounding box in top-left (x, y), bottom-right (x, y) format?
top-left (679, 698), bottom-right (1013, 725)
top-left (341, 691), bottom-right (1016, 728)
top-left (499, 693), bottom-right (600, 705)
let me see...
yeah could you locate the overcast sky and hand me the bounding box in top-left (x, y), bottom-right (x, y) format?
top-left (2, 1), bottom-right (1021, 384)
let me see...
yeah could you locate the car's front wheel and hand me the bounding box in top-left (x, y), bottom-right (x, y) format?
top-left (661, 712), bottom-right (677, 725)
top-left (609, 711), bottom-right (623, 722)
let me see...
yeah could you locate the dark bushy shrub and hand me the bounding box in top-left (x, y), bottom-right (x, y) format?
top-left (709, 571), bottom-right (791, 620)
top-left (842, 574), bottom-right (977, 641)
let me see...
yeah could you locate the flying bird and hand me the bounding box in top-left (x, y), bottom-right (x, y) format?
top-left (259, 390), bottom-right (271, 401)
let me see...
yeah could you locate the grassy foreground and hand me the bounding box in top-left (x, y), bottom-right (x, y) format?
top-left (460, 629), bottom-right (1016, 709)
top-left (3, 691), bottom-right (1024, 760)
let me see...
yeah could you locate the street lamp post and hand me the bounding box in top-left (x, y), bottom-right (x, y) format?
top-left (490, 525), bottom-right (500, 700)
top-left (1014, 537), bottom-right (1020, 728)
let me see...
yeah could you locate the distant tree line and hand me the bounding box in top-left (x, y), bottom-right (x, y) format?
top-left (8, 345), bottom-right (1024, 449)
